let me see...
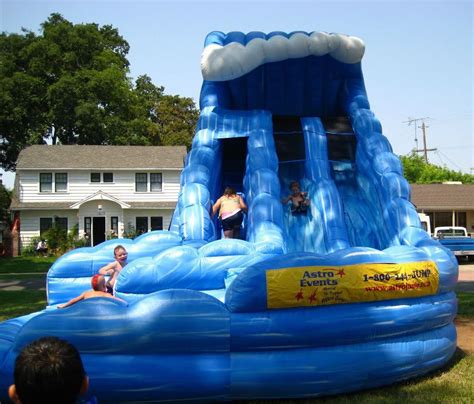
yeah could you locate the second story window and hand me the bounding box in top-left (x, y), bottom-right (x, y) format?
top-left (135, 173), bottom-right (148, 192)
top-left (55, 173), bottom-right (68, 192)
top-left (39, 173), bottom-right (52, 192)
top-left (150, 173), bottom-right (162, 192)
top-left (135, 172), bottom-right (163, 192)
top-left (91, 172), bottom-right (114, 183)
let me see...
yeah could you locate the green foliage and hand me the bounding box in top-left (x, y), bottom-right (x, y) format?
top-left (21, 236), bottom-right (41, 257)
top-left (25, 223), bottom-right (87, 256)
top-left (401, 153), bottom-right (474, 184)
top-left (42, 224), bottom-right (67, 252)
top-left (123, 223), bottom-right (138, 239)
top-left (0, 184), bottom-right (11, 226)
top-left (0, 13), bottom-right (198, 170)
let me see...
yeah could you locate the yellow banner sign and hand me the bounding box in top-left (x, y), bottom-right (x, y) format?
top-left (266, 261), bottom-right (439, 309)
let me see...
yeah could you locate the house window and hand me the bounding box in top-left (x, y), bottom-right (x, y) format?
top-left (103, 172), bottom-right (114, 183)
top-left (151, 216), bottom-right (163, 231)
top-left (55, 173), bottom-right (68, 192)
top-left (111, 216), bottom-right (119, 235)
top-left (150, 173), bottom-right (162, 192)
top-left (433, 211), bottom-right (452, 228)
top-left (456, 212), bottom-right (467, 228)
top-left (40, 218), bottom-right (53, 235)
top-left (39, 173), bottom-right (52, 192)
top-left (136, 217), bottom-right (148, 234)
top-left (135, 173), bottom-right (148, 192)
top-left (84, 217), bottom-right (92, 235)
top-left (55, 217), bottom-right (68, 232)
top-left (91, 173), bottom-right (101, 182)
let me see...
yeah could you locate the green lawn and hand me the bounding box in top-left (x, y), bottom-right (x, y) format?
top-left (457, 292), bottom-right (474, 317)
top-left (0, 256), bottom-right (55, 274)
top-left (247, 350), bottom-right (473, 404)
top-left (0, 290), bottom-right (47, 322)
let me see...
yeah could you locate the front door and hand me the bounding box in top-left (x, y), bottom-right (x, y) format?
top-left (92, 217), bottom-right (106, 246)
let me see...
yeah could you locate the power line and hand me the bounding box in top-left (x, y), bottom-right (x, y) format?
top-left (436, 150), bottom-right (464, 171)
top-left (403, 117), bottom-right (436, 163)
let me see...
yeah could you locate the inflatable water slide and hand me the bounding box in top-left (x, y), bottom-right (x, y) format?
top-left (0, 32), bottom-right (458, 402)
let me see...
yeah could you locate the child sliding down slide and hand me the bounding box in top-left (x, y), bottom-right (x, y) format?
top-left (282, 181), bottom-right (310, 214)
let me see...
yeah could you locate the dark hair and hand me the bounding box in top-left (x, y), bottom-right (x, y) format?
top-left (14, 337), bottom-right (85, 404)
top-left (113, 245), bottom-right (126, 256)
top-left (289, 181), bottom-right (300, 190)
top-left (223, 187), bottom-right (236, 196)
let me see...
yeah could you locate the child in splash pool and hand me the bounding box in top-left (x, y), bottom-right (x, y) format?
top-left (282, 181), bottom-right (310, 214)
top-left (98, 245), bottom-right (128, 294)
top-left (58, 275), bottom-right (125, 308)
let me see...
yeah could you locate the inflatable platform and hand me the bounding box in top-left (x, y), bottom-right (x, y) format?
top-left (0, 31), bottom-right (458, 402)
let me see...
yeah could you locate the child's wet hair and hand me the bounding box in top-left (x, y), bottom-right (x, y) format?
top-left (289, 181), bottom-right (300, 189)
top-left (91, 274), bottom-right (104, 291)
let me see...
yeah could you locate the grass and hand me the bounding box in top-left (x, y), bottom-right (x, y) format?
top-left (0, 290), bottom-right (47, 322)
top-left (246, 349), bottom-right (473, 404)
top-left (0, 256), bottom-right (55, 274)
top-left (457, 292), bottom-right (474, 317)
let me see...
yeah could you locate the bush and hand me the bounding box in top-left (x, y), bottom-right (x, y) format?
top-left (21, 236), bottom-right (41, 257)
top-left (123, 223), bottom-right (139, 239)
top-left (33, 224), bottom-right (88, 256)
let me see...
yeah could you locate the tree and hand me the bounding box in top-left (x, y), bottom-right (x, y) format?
top-left (0, 183), bottom-right (12, 227)
top-left (401, 152), bottom-right (474, 184)
top-left (0, 14), bottom-right (198, 171)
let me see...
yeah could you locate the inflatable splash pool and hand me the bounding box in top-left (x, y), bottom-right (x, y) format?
top-left (0, 31), bottom-right (458, 402)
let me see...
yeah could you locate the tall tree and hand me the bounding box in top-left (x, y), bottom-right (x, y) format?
top-left (0, 14), bottom-right (198, 171)
top-left (0, 183), bottom-right (12, 227)
top-left (401, 152), bottom-right (474, 184)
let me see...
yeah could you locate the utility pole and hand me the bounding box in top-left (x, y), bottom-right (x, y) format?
top-left (403, 117), bottom-right (436, 163)
top-left (417, 121), bottom-right (437, 163)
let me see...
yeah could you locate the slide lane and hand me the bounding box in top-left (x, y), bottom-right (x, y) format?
top-left (299, 118), bottom-right (351, 253)
top-left (332, 162), bottom-right (390, 250)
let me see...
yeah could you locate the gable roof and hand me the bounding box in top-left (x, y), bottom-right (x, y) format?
top-left (16, 145), bottom-right (187, 170)
top-left (411, 184), bottom-right (474, 209)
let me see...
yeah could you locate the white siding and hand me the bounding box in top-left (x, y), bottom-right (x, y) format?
top-left (16, 167), bottom-right (181, 252)
top-left (19, 210), bottom-right (78, 249)
top-left (18, 169), bottom-right (181, 203)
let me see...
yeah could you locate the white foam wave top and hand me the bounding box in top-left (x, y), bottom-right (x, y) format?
top-left (201, 32), bottom-right (365, 81)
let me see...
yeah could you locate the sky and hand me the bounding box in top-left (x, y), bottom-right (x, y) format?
top-left (1, 0), bottom-right (473, 189)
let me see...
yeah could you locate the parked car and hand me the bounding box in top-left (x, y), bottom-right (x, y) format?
top-left (433, 226), bottom-right (474, 262)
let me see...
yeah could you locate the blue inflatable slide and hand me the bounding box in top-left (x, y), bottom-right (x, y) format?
top-left (0, 32), bottom-right (458, 402)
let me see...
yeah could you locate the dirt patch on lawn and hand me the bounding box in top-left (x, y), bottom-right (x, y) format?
top-left (455, 317), bottom-right (474, 353)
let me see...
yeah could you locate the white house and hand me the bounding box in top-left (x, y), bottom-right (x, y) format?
top-left (10, 145), bottom-right (186, 250)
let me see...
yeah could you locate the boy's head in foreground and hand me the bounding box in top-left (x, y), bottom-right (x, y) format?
top-left (9, 336), bottom-right (88, 404)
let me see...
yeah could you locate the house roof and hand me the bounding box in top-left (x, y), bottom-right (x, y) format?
top-left (411, 184), bottom-right (474, 210)
top-left (16, 145), bottom-right (187, 170)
